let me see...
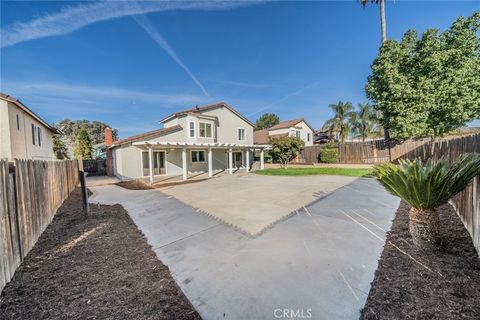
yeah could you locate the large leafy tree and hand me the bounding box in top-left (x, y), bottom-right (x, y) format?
top-left (74, 127), bottom-right (93, 160)
top-left (255, 113), bottom-right (280, 131)
top-left (366, 12), bottom-right (480, 141)
top-left (268, 136), bottom-right (304, 168)
top-left (322, 101), bottom-right (354, 143)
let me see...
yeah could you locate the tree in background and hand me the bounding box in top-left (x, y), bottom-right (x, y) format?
top-left (255, 113), bottom-right (280, 131)
top-left (52, 135), bottom-right (69, 160)
top-left (366, 12), bottom-right (480, 142)
top-left (349, 103), bottom-right (383, 141)
top-left (268, 136), bottom-right (303, 168)
top-left (74, 127), bottom-right (93, 160)
top-left (56, 119), bottom-right (118, 154)
top-left (322, 101), bottom-right (354, 143)
top-left (360, 0), bottom-right (387, 45)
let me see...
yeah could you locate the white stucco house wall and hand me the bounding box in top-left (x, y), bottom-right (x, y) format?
top-left (0, 93), bottom-right (59, 161)
top-left (109, 102), bottom-right (269, 183)
top-left (254, 118), bottom-right (315, 146)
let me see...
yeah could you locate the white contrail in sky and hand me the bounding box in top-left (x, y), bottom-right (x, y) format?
top-left (247, 82), bottom-right (320, 117)
top-left (134, 15), bottom-right (209, 96)
top-left (0, 1), bottom-right (264, 48)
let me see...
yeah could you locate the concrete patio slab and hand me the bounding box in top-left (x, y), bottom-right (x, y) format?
top-left (89, 177), bottom-right (400, 320)
top-left (159, 173), bottom-right (357, 236)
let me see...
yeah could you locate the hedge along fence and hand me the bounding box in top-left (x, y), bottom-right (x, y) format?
top-left (0, 159), bottom-right (80, 292)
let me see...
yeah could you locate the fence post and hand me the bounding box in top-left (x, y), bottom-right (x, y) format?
top-left (78, 170), bottom-right (89, 215)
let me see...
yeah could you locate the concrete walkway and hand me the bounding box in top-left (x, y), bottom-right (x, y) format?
top-left (90, 178), bottom-right (399, 320)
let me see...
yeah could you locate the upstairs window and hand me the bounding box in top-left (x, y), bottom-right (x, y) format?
top-left (307, 133), bottom-right (311, 142)
top-left (238, 128), bottom-right (245, 141)
top-left (31, 124), bottom-right (36, 145)
top-left (16, 114), bottom-right (20, 130)
top-left (199, 122), bottom-right (212, 138)
top-left (37, 127), bottom-right (42, 146)
top-left (290, 129), bottom-right (295, 137)
top-left (296, 130), bottom-right (301, 138)
top-left (188, 121), bottom-right (195, 137)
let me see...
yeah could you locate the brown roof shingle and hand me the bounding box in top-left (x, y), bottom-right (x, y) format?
top-left (111, 125), bottom-right (182, 147)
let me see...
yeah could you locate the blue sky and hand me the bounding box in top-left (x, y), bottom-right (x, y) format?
top-left (1, 0), bottom-right (479, 138)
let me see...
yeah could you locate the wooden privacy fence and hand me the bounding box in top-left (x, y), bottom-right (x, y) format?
top-left (0, 159), bottom-right (79, 292)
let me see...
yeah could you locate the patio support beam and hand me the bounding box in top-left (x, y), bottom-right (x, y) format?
top-left (208, 147), bottom-right (213, 178)
top-left (148, 147), bottom-right (154, 184)
top-left (245, 148), bottom-right (250, 172)
top-left (182, 147), bottom-right (187, 180)
top-left (228, 148), bottom-right (233, 174)
top-left (260, 149), bottom-right (265, 170)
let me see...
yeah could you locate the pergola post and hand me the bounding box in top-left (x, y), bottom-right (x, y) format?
top-left (245, 148), bottom-right (250, 172)
top-left (182, 147), bottom-right (187, 180)
top-left (260, 149), bottom-right (265, 170)
top-left (148, 147), bottom-right (154, 184)
top-left (208, 147), bottom-right (213, 178)
top-left (228, 148), bottom-right (233, 174)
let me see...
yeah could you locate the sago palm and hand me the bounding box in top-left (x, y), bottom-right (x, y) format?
top-left (373, 153), bottom-right (480, 250)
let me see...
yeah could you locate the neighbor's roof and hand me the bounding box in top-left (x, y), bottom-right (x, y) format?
top-left (268, 118), bottom-right (315, 132)
top-left (160, 101), bottom-right (254, 127)
top-left (110, 125), bottom-right (182, 148)
top-left (0, 93), bottom-right (61, 134)
top-left (253, 129), bottom-right (288, 145)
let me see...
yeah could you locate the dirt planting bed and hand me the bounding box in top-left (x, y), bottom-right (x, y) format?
top-left (0, 188), bottom-right (201, 320)
top-left (361, 201), bottom-right (480, 320)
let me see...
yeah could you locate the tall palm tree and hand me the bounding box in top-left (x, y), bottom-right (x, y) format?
top-left (360, 0), bottom-right (387, 44)
top-left (349, 103), bottom-right (383, 141)
top-left (374, 154), bottom-right (480, 250)
top-left (322, 101), bottom-right (354, 143)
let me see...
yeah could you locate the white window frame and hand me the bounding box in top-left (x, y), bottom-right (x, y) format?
top-left (290, 129), bottom-right (295, 137)
top-left (188, 121), bottom-right (196, 138)
top-left (190, 150), bottom-right (206, 163)
top-left (38, 127), bottom-right (42, 146)
top-left (198, 122), bottom-right (213, 138)
top-left (307, 132), bottom-right (311, 142)
top-left (31, 124), bottom-right (36, 145)
top-left (296, 130), bottom-right (301, 138)
top-left (16, 114), bottom-right (20, 131)
top-left (237, 128), bottom-right (246, 141)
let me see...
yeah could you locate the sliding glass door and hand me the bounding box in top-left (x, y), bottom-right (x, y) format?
top-left (142, 151), bottom-right (166, 176)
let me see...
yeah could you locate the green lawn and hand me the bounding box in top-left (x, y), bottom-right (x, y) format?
top-left (254, 167), bottom-right (373, 177)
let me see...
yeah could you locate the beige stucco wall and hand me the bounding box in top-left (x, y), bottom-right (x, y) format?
top-left (0, 100), bottom-right (54, 160)
top-left (201, 106), bottom-right (253, 144)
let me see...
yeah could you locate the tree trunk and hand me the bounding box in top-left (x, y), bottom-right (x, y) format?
top-left (409, 207), bottom-right (440, 250)
top-left (379, 0), bottom-right (387, 44)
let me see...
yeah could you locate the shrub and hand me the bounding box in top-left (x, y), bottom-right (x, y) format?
top-left (320, 148), bottom-right (338, 163)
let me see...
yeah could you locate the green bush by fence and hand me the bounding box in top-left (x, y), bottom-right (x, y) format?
top-left (320, 148), bottom-right (338, 163)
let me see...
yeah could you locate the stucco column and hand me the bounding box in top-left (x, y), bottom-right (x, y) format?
top-left (228, 149), bottom-right (233, 174)
top-left (148, 147), bottom-right (154, 184)
top-left (182, 147), bottom-right (187, 180)
top-left (245, 148), bottom-right (250, 172)
top-left (208, 147), bottom-right (213, 178)
top-left (260, 149), bottom-right (265, 170)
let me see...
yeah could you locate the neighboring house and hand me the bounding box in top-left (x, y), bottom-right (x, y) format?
top-left (254, 118), bottom-right (315, 146)
top-left (0, 93), bottom-right (60, 161)
top-left (92, 142), bottom-right (106, 159)
top-left (108, 102), bottom-right (269, 183)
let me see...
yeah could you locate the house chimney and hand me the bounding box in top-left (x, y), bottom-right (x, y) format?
top-left (105, 127), bottom-right (113, 176)
top-left (105, 127), bottom-right (113, 147)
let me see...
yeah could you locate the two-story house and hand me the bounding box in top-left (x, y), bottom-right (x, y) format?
top-left (0, 93), bottom-right (60, 161)
top-left (253, 118), bottom-right (315, 146)
top-left (108, 102), bottom-right (269, 183)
